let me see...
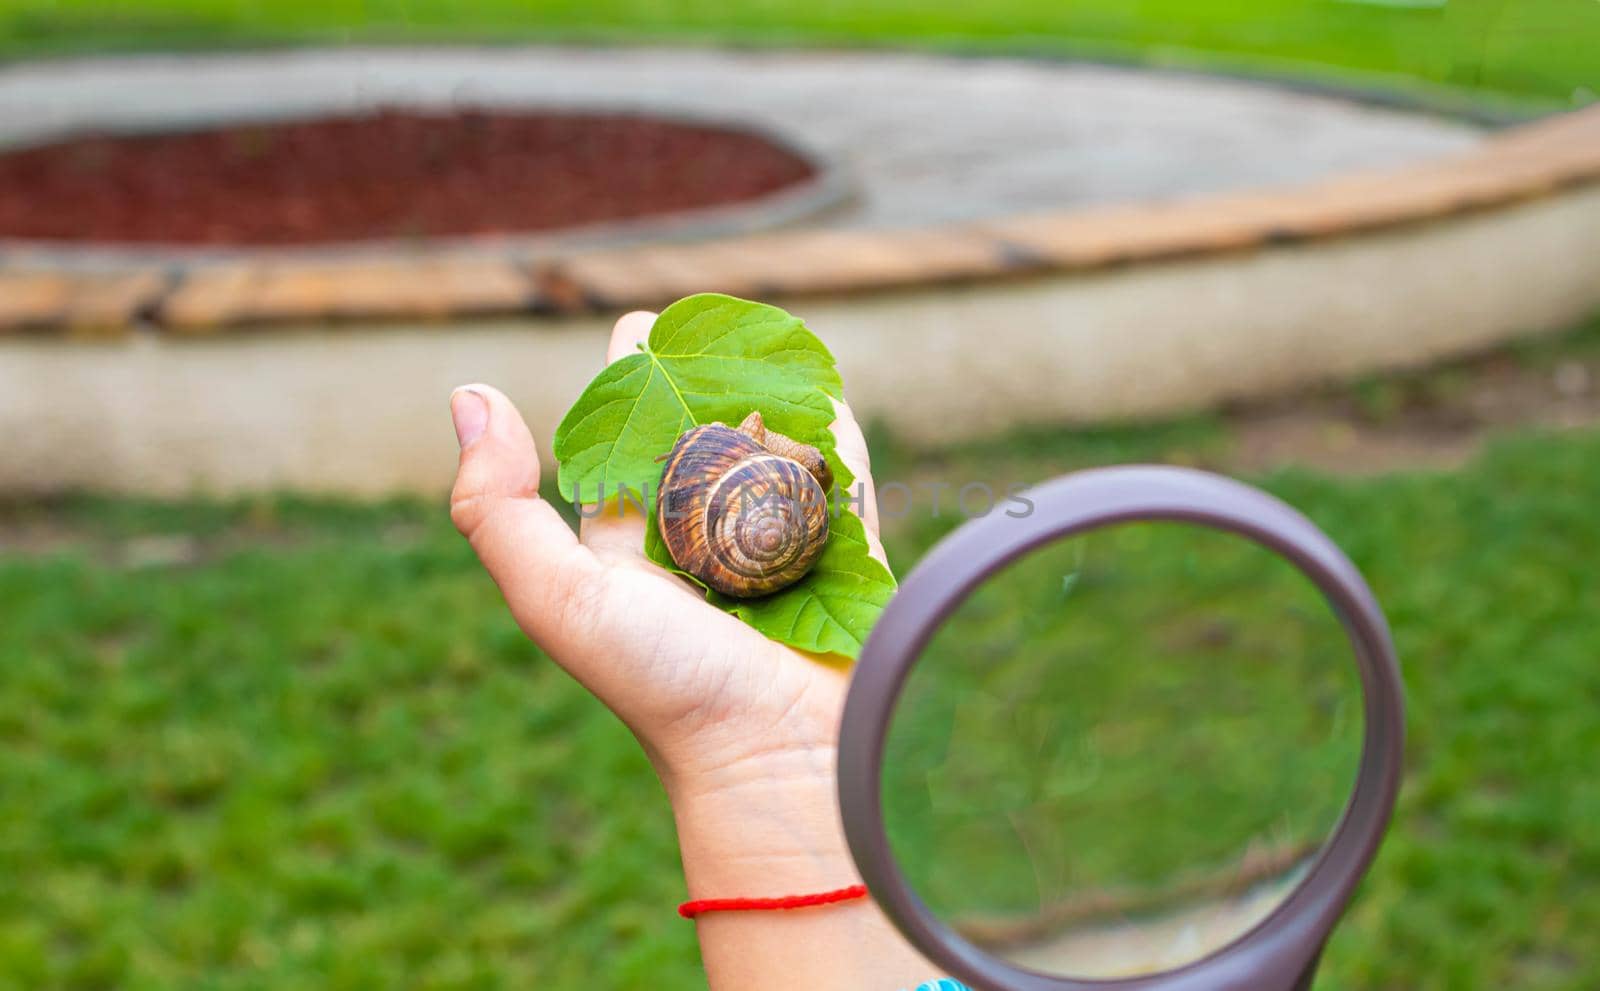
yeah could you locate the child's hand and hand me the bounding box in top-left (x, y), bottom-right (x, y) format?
top-left (452, 311), bottom-right (935, 979)
top-left (449, 312), bottom-right (930, 989)
top-left (448, 310), bottom-right (885, 794)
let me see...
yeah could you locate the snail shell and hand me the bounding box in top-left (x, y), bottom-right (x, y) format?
top-left (657, 411), bottom-right (831, 598)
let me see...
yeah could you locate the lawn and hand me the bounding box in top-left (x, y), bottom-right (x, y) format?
top-left (4, 316), bottom-right (1600, 988)
top-left (0, 0), bottom-right (1596, 105)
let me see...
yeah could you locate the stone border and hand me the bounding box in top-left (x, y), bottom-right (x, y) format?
top-left (1, 104), bottom-right (1596, 335)
top-left (7, 179), bottom-right (1595, 495)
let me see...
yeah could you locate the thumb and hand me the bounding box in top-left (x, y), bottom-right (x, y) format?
top-left (449, 384), bottom-right (598, 652)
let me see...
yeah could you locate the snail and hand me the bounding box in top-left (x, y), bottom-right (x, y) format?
top-left (657, 411), bottom-right (833, 598)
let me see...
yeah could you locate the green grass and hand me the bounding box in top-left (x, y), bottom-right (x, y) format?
top-left (0, 0), bottom-right (1596, 105)
top-left (5, 389), bottom-right (1600, 987)
top-left (0, 501), bottom-right (688, 989)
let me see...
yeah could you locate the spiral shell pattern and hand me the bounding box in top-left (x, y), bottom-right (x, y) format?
top-left (658, 422), bottom-right (831, 598)
top-left (703, 454), bottom-right (828, 590)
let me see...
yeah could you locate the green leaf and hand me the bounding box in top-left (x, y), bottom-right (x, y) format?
top-left (553, 293), bottom-right (895, 658)
top-left (555, 293), bottom-right (845, 504)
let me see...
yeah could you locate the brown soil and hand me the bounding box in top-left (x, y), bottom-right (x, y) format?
top-left (0, 109), bottom-right (817, 245)
top-left (1223, 350), bottom-right (1600, 476)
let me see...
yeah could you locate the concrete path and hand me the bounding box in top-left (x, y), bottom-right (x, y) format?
top-left (0, 47), bottom-right (1483, 233)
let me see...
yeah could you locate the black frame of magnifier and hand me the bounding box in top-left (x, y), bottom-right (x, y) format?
top-left (839, 466), bottom-right (1405, 991)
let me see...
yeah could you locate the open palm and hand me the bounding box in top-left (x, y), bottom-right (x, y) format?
top-left (448, 311), bottom-right (888, 787)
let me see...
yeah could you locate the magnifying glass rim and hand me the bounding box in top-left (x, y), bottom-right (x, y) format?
top-left (839, 465), bottom-right (1404, 991)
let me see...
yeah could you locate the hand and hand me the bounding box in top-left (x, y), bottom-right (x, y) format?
top-left (447, 310), bottom-right (886, 792)
top-left (448, 311), bottom-right (931, 989)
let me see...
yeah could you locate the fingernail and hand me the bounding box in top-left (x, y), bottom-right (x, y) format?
top-left (450, 387), bottom-right (490, 448)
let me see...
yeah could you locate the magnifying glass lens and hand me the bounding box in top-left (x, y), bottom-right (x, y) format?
top-left (881, 521), bottom-right (1363, 980)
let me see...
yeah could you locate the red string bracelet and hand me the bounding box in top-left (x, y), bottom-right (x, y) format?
top-left (678, 883), bottom-right (868, 919)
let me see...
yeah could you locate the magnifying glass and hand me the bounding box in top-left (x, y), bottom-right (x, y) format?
top-left (839, 466), bottom-right (1403, 991)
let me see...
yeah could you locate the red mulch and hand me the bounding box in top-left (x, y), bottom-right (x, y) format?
top-left (0, 109), bottom-right (816, 246)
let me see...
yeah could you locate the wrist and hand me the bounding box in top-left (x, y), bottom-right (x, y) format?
top-left (665, 745), bottom-right (857, 899)
top-left (662, 726), bottom-right (942, 988)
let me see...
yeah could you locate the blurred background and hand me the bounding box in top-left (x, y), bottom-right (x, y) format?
top-left (2, 2), bottom-right (1598, 989)
top-left (0, 0), bottom-right (1593, 99)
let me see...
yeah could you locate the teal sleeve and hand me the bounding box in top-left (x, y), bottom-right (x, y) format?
top-left (908, 981), bottom-right (969, 991)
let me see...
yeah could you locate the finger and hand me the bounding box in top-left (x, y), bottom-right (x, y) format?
top-left (828, 397), bottom-right (889, 568)
top-left (449, 383), bottom-right (601, 650)
top-left (607, 309), bottom-right (657, 362)
top-left (581, 311), bottom-right (660, 562)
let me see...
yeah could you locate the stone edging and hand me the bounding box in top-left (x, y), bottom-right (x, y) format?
top-left (2, 105), bottom-right (1596, 335)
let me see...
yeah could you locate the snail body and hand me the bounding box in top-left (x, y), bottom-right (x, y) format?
top-left (657, 412), bottom-right (832, 598)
